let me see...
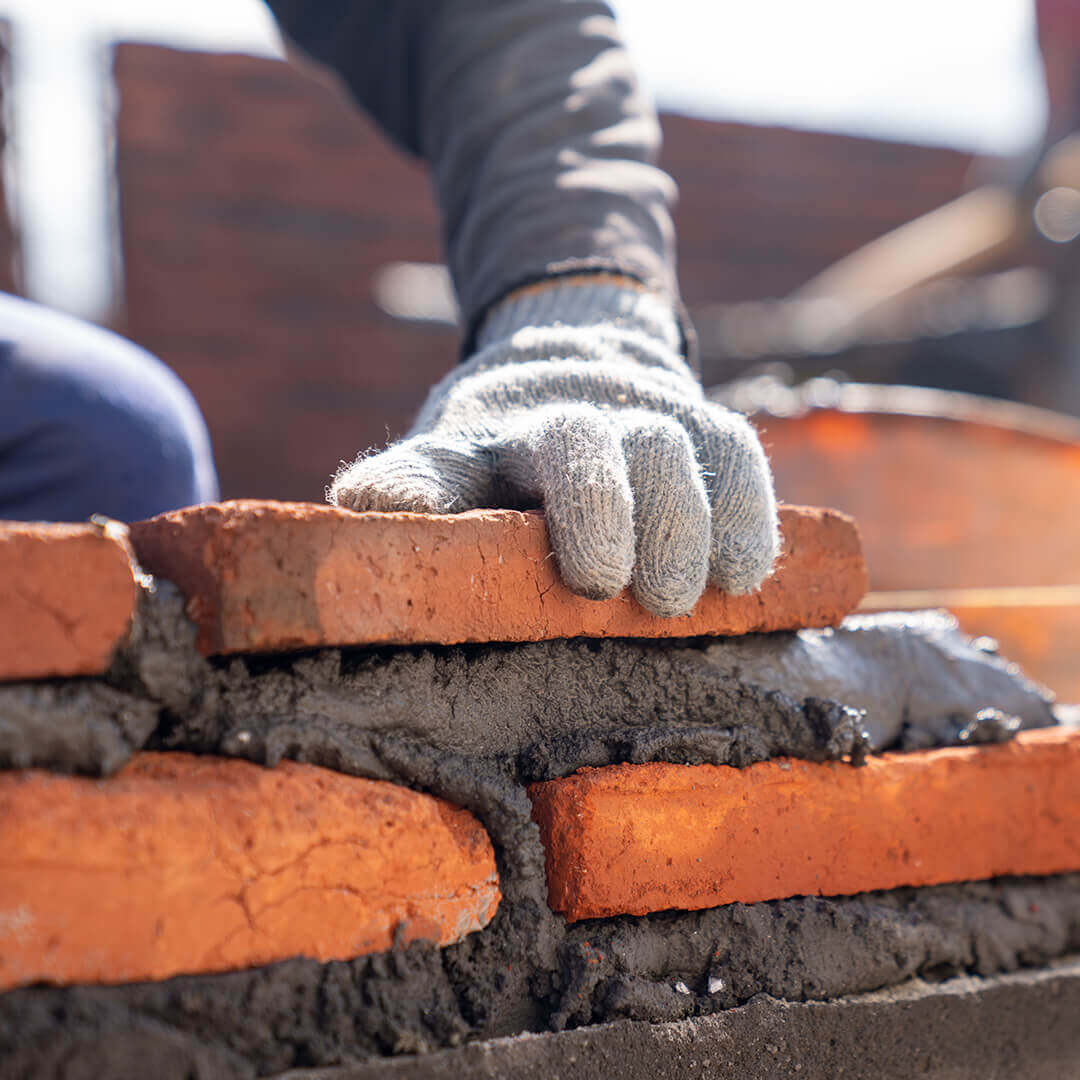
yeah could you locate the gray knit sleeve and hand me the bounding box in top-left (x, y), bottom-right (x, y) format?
top-left (263, 0), bottom-right (683, 350)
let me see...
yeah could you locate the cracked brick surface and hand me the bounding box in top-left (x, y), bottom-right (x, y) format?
top-left (0, 753), bottom-right (500, 991)
top-left (128, 501), bottom-right (866, 654)
top-left (529, 727), bottom-right (1080, 922)
top-left (0, 521), bottom-right (137, 682)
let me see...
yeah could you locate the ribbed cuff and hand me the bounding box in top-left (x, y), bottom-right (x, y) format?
top-left (476, 275), bottom-right (682, 353)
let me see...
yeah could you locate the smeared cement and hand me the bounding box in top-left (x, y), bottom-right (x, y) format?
top-left (0, 680), bottom-right (157, 775)
top-left (0, 582), bottom-right (1055, 780)
top-left (702, 610), bottom-right (1057, 749)
top-left (0, 583), bottom-right (1072, 1077)
top-left (0, 582), bottom-right (199, 776)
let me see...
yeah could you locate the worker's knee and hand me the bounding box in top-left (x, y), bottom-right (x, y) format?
top-left (0, 295), bottom-right (218, 522)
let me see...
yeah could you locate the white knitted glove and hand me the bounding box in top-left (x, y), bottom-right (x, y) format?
top-left (329, 277), bottom-right (779, 617)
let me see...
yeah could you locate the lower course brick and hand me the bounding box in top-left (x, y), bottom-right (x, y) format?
top-left (0, 753), bottom-right (500, 991)
top-left (128, 501), bottom-right (866, 654)
top-left (528, 727), bottom-right (1080, 922)
top-left (0, 520), bottom-right (137, 681)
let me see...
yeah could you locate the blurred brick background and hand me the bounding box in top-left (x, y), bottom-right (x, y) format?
top-left (108, 44), bottom-right (988, 502)
top-left (0, 25), bottom-right (22, 298)
top-left (660, 117), bottom-right (978, 308)
top-left (113, 44), bottom-right (452, 502)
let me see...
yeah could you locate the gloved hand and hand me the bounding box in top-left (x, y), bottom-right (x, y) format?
top-left (329, 276), bottom-right (779, 617)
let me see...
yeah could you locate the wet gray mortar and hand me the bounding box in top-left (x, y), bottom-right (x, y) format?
top-left (0, 582), bottom-right (1077, 1079)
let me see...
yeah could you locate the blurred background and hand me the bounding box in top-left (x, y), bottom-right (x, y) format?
top-left (0, 0), bottom-right (1074, 501)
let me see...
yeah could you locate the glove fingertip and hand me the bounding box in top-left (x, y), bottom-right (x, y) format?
top-left (709, 517), bottom-right (781, 595)
top-left (328, 438), bottom-right (495, 514)
top-left (524, 407), bottom-right (636, 601)
top-left (632, 581), bottom-right (703, 618)
top-left (549, 521), bottom-right (635, 601)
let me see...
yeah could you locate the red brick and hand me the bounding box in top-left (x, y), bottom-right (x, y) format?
top-left (128, 501), bottom-right (866, 654)
top-left (527, 728), bottom-right (1080, 922)
top-left (0, 752), bottom-right (500, 990)
top-left (0, 521), bottom-right (137, 682)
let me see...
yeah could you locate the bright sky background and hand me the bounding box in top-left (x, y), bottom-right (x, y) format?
top-left (0, 0), bottom-right (1048, 321)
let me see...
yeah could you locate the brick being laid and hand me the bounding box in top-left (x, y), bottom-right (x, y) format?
top-left (528, 727), bottom-right (1080, 923)
top-left (128, 500), bottom-right (867, 655)
top-left (0, 520), bottom-right (138, 682)
top-left (0, 753), bottom-right (500, 991)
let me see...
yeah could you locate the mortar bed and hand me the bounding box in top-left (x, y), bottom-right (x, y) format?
top-left (0, 583), bottom-right (1076, 1076)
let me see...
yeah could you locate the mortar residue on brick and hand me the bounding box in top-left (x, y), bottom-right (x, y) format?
top-left (0, 582), bottom-right (1071, 1076)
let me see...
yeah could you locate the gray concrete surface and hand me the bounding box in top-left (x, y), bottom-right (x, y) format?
top-left (281, 958), bottom-right (1080, 1080)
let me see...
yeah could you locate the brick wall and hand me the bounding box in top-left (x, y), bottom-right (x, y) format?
top-left (113, 42), bottom-right (984, 502)
top-left (0, 22), bottom-right (21, 297)
top-left (113, 43), bottom-right (454, 503)
top-left (662, 116), bottom-right (980, 308)
top-left (1037, 0), bottom-right (1080, 137)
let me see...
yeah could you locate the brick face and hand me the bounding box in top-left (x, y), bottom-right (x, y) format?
top-left (529, 728), bottom-right (1080, 922)
top-left (127, 501), bottom-right (866, 654)
top-left (113, 42), bottom-right (987, 503)
top-left (0, 520), bottom-right (137, 681)
top-left (0, 752), bottom-right (500, 989)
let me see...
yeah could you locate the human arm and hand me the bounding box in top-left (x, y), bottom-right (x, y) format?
top-left (264, 0), bottom-right (779, 614)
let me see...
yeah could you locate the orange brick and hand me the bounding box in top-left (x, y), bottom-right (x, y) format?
top-left (0, 753), bottom-right (500, 990)
top-left (128, 501), bottom-right (866, 654)
top-left (528, 728), bottom-right (1080, 922)
top-left (0, 520), bottom-right (137, 681)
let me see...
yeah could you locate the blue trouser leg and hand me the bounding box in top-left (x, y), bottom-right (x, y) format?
top-left (0, 293), bottom-right (219, 522)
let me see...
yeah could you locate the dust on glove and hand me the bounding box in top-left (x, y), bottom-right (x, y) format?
top-left (329, 276), bottom-right (779, 617)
